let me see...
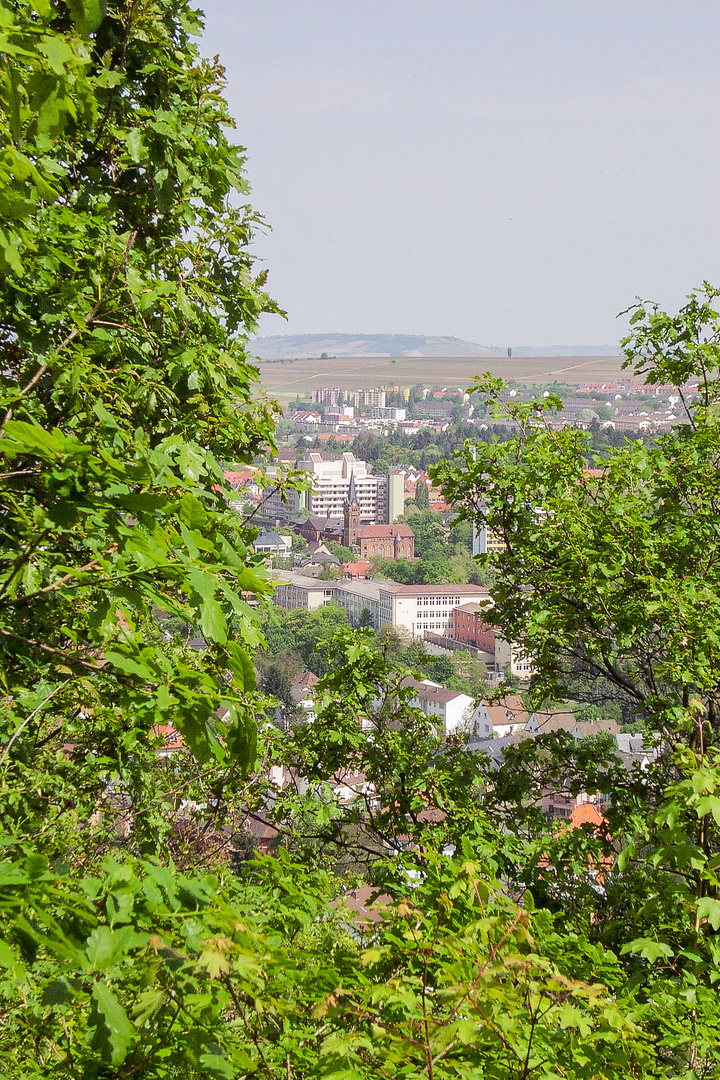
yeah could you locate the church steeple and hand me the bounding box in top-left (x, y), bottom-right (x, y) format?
top-left (343, 471), bottom-right (361, 549)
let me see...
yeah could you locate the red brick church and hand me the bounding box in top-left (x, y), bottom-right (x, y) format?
top-left (358, 523), bottom-right (414, 561)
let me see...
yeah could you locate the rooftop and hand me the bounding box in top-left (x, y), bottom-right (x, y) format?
top-left (455, 599), bottom-right (493, 613)
top-left (359, 524), bottom-right (414, 539)
top-left (404, 677), bottom-right (471, 705)
top-left (384, 583), bottom-right (490, 597)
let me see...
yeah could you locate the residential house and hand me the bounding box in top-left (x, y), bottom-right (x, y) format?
top-left (290, 671), bottom-right (319, 722)
top-left (404, 678), bottom-right (475, 736)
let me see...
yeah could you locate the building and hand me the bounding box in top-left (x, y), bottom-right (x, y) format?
top-left (370, 406), bottom-right (406, 421)
top-left (254, 531), bottom-right (292, 557)
top-left (272, 573), bottom-right (338, 613)
top-left (259, 466), bottom-right (301, 521)
top-left (297, 452), bottom-right (386, 524)
top-left (272, 573), bottom-right (492, 637)
top-left (286, 410), bottom-right (322, 427)
top-left (404, 678), bottom-right (475, 736)
top-left (494, 636), bottom-right (536, 679)
top-left (312, 388), bottom-right (342, 406)
top-left (473, 524), bottom-right (506, 556)
top-left (386, 472), bottom-right (405, 523)
top-left (343, 473), bottom-right (362, 547)
top-left (359, 523), bottom-right (414, 561)
top-left (383, 583), bottom-right (492, 637)
top-left (352, 388), bottom-right (386, 409)
top-left (290, 671), bottom-right (319, 722)
top-left (451, 601), bottom-right (494, 652)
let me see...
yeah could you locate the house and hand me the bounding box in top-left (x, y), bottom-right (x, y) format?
top-left (290, 671), bottom-right (319, 722)
top-left (494, 636), bottom-right (537, 679)
top-left (151, 723), bottom-right (185, 757)
top-left (331, 767), bottom-right (375, 806)
top-left (296, 549), bottom-right (341, 576)
top-left (254, 531), bottom-right (292, 556)
top-left (536, 711), bottom-right (581, 738)
top-left (404, 678), bottom-right (475, 736)
top-left (342, 560), bottom-right (372, 580)
top-left (483, 695), bottom-right (541, 738)
top-left (575, 718), bottom-right (620, 739)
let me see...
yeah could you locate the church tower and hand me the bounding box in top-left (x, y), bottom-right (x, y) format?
top-left (343, 472), bottom-right (361, 549)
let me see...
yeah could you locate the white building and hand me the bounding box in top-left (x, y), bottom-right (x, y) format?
top-left (494, 636), bottom-right (537, 679)
top-left (272, 572), bottom-right (491, 638)
top-left (370, 406), bottom-right (406, 421)
top-left (382, 583), bottom-right (492, 638)
top-left (272, 573), bottom-right (338, 613)
top-left (297, 452), bottom-right (384, 523)
top-left (405, 678), bottom-right (475, 736)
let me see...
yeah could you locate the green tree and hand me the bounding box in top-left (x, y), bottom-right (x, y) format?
top-left (435, 285), bottom-right (720, 1071)
top-left (358, 606), bottom-right (374, 628)
top-left (324, 539), bottom-right (354, 562)
top-left (260, 661), bottom-right (298, 724)
top-left (426, 654), bottom-right (455, 684)
top-left (260, 604), bottom-right (350, 673)
top-left (414, 477), bottom-right (430, 508)
top-left (436, 286), bottom-right (720, 744)
top-left (0, 0), bottom-right (284, 869)
top-left (400, 508), bottom-right (446, 557)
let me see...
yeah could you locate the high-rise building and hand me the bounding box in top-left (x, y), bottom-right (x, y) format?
top-left (386, 473), bottom-right (405, 523)
top-left (297, 452), bottom-right (384, 523)
top-left (311, 387), bottom-right (341, 405)
top-left (351, 388), bottom-right (386, 409)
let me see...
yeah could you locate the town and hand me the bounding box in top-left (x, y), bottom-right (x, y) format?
top-left (4, 2), bottom-right (717, 1075)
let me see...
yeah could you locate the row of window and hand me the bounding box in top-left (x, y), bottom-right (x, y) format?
top-left (416, 596), bottom-right (462, 607)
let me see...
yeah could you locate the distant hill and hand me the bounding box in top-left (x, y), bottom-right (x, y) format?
top-left (252, 333), bottom-right (620, 360)
top-left (252, 334), bottom-right (504, 359)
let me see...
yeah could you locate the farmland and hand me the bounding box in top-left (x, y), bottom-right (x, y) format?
top-left (254, 352), bottom-right (628, 405)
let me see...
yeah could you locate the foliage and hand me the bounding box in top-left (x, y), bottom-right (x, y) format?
top-left (259, 661), bottom-right (298, 724)
top-left (259, 603), bottom-right (350, 674)
top-left (414, 477), bottom-right (429, 508)
top-left (0, 0), bottom-right (283, 865)
top-left (435, 285), bottom-right (720, 742)
top-left (325, 539), bottom-right (355, 563)
top-left (5, 6), bottom-right (720, 1077)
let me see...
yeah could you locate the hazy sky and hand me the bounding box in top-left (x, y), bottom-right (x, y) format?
top-left (200, 1), bottom-right (720, 348)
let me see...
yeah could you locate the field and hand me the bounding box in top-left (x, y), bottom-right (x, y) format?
top-left (254, 353), bottom-right (628, 405)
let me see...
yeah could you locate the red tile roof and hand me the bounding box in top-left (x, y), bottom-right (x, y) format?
top-left (359, 524), bottom-right (414, 539)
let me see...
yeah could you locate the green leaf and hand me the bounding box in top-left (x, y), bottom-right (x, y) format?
top-left (125, 127), bottom-right (144, 162)
top-left (696, 896), bottom-right (720, 931)
top-left (105, 651), bottom-right (154, 680)
top-left (88, 983), bottom-right (135, 1066)
top-left (42, 978), bottom-right (76, 1005)
top-left (621, 938), bottom-right (674, 962)
top-left (66, 0), bottom-right (106, 35)
top-left (201, 598), bottom-right (227, 644)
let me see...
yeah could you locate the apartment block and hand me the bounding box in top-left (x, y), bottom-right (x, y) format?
top-left (297, 452), bottom-right (384, 523)
top-left (352, 389), bottom-right (386, 409)
top-left (311, 387), bottom-right (342, 406)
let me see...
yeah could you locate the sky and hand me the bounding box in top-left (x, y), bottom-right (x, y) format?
top-left (200, 1), bottom-right (720, 349)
